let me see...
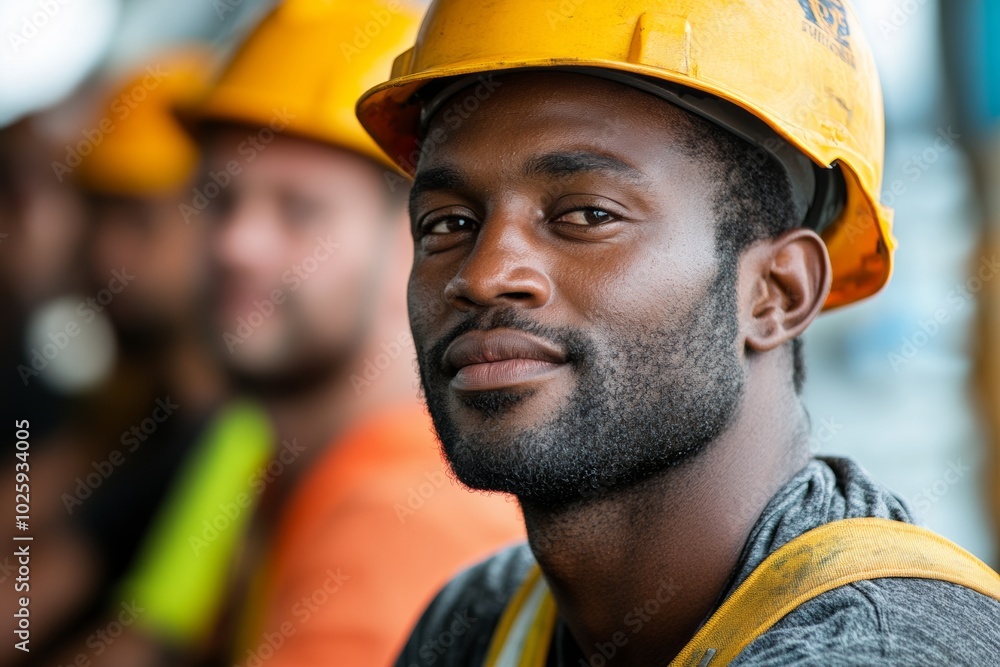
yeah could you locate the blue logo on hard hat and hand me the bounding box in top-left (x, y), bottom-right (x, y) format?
top-left (799, 0), bottom-right (850, 46)
top-left (798, 0), bottom-right (854, 68)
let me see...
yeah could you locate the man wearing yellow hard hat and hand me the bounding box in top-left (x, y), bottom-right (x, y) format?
top-left (183, 2), bottom-right (523, 666)
top-left (355, 0), bottom-right (1000, 664)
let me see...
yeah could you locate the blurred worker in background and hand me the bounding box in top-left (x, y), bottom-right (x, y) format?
top-left (355, 0), bottom-right (1000, 664)
top-left (3, 52), bottom-right (277, 667)
top-left (184, 1), bottom-right (523, 665)
top-left (0, 115), bottom-right (87, 441)
top-left (0, 112), bottom-right (92, 667)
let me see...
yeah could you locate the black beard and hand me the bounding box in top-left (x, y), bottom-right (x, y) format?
top-left (414, 257), bottom-right (746, 510)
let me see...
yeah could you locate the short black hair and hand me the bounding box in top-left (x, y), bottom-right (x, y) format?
top-left (678, 112), bottom-right (807, 394)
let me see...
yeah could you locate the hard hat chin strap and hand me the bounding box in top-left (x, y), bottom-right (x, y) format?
top-left (417, 67), bottom-right (845, 233)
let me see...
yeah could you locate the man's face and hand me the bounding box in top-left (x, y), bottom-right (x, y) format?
top-left (409, 72), bottom-right (747, 507)
top-left (201, 129), bottom-right (390, 392)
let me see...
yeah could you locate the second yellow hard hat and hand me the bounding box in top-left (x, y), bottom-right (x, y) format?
top-left (76, 49), bottom-right (210, 196)
top-left (195, 0), bottom-right (421, 171)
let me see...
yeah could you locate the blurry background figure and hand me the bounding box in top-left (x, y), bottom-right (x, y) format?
top-left (0, 108), bottom-right (97, 667)
top-left (1, 52), bottom-right (274, 667)
top-left (186, 2), bottom-right (523, 665)
top-left (0, 115), bottom-right (89, 439)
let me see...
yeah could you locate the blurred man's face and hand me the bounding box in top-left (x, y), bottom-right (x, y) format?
top-left (408, 73), bottom-right (746, 507)
top-left (90, 194), bottom-right (204, 338)
top-left (201, 129), bottom-right (391, 392)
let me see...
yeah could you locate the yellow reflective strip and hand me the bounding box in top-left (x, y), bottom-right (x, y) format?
top-left (669, 517), bottom-right (1000, 666)
top-left (117, 401), bottom-right (273, 643)
top-left (519, 586), bottom-right (557, 667)
top-left (485, 564), bottom-right (543, 667)
top-left (498, 578), bottom-right (548, 667)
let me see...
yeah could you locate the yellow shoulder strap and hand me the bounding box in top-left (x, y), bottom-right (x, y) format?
top-left (485, 517), bottom-right (1000, 667)
top-left (670, 517), bottom-right (1000, 666)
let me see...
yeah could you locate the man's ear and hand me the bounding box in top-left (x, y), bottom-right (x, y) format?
top-left (741, 228), bottom-right (831, 352)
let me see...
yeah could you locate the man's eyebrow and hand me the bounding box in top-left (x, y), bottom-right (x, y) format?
top-left (524, 151), bottom-right (646, 182)
top-left (409, 165), bottom-right (467, 213)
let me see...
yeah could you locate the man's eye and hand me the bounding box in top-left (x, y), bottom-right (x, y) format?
top-left (556, 208), bottom-right (615, 226)
top-left (425, 216), bottom-right (478, 234)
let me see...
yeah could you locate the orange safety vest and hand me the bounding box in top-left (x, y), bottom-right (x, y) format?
top-left (484, 517), bottom-right (1000, 667)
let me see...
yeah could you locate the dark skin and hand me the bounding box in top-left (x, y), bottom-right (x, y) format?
top-left (408, 73), bottom-right (832, 665)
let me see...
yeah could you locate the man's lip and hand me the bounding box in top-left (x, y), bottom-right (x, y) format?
top-left (443, 329), bottom-right (567, 372)
top-left (443, 329), bottom-right (568, 392)
top-left (451, 358), bottom-right (565, 392)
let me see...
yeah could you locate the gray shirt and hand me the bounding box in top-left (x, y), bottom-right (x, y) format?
top-left (394, 456), bottom-right (1000, 666)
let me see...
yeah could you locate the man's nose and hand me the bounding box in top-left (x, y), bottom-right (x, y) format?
top-left (211, 199), bottom-right (283, 274)
top-left (443, 211), bottom-right (553, 313)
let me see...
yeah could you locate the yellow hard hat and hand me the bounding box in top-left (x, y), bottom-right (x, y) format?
top-left (195, 0), bottom-right (421, 170)
top-left (77, 49), bottom-right (210, 196)
top-left (356, 0), bottom-right (896, 310)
